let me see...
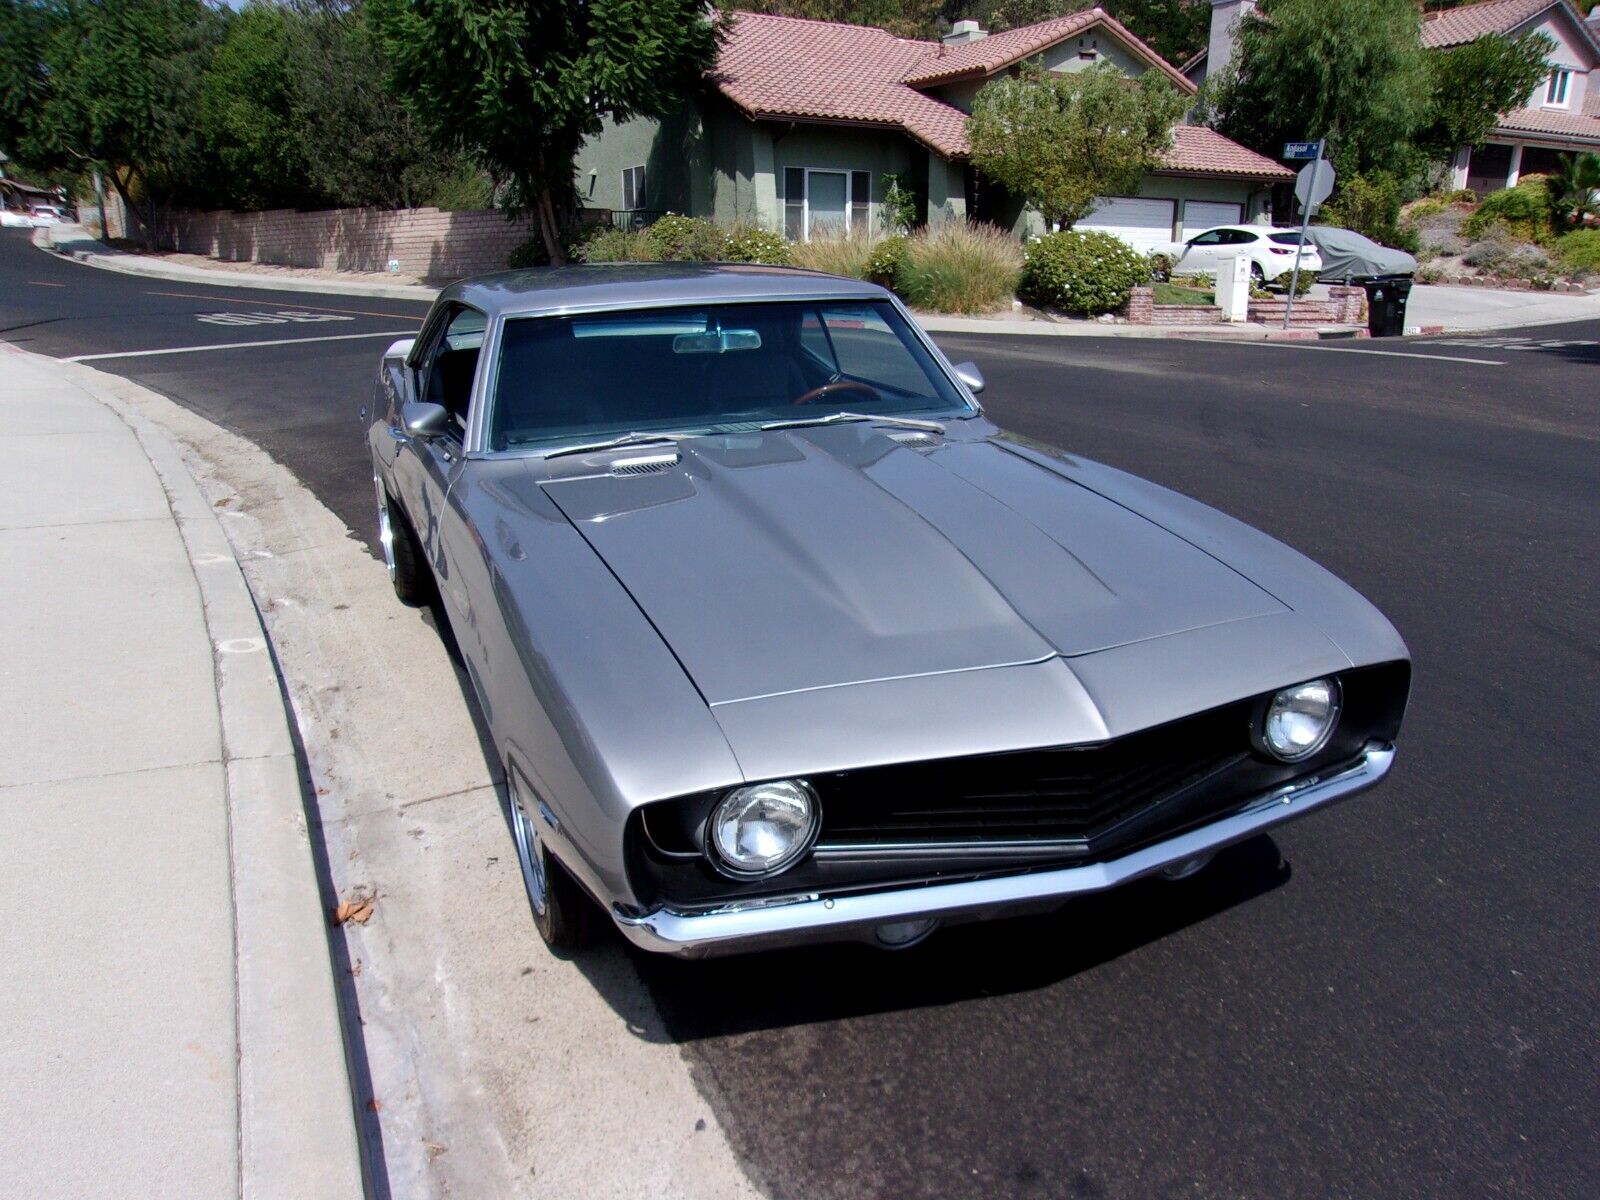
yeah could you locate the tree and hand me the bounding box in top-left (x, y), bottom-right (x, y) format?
top-left (1204, 0), bottom-right (1431, 180)
top-left (199, 3), bottom-right (311, 210)
top-left (968, 61), bottom-right (1187, 230)
top-left (1414, 32), bottom-right (1554, 160)
top-left (369, 0), bottom-right (724, 263)
top-left (5, 0), bottom-right (222, 244)
top-left (1547, 151), bottom-right (1600, 231)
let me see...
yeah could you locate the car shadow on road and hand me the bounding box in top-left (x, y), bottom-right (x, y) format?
top-left (581, 835), bottom-right (1290, 1044)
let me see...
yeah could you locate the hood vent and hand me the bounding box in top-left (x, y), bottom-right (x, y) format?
top-left (888, 431), bottom-right (942, 451)
top-left (610, 452), bottom-right (679, 477)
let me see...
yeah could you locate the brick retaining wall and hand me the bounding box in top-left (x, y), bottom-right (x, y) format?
top-left (122, 200), bottom-right (535, 281)
top-left (1126, 284), bottom-right (1365, 326)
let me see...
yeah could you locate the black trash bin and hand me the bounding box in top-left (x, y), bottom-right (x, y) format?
top-left (1362, 275), bottom-right (1413, 337)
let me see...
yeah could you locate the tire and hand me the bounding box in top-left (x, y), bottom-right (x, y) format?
top-left (1249, 262), bottom-right (1265, 285)
top-left (374, 470), bottom-right (430, 605)
top-left (509, 791), bottom-right (594, 951)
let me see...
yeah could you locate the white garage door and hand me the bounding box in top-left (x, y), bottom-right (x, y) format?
top-left (1182, 201), bottom-right (1244, 239)
top-left (1078, 197), bottom-right (1176, 253)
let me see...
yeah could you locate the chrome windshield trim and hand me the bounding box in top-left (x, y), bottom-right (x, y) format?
top-left (613, 744), bottom-right (1394, 957)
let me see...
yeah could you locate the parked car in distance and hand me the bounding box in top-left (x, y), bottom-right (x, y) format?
top-left (1163, 225), bottom-right (1322, 285)
top-left (365, 263), bottom-right (1409, 958)
top-left (1302, 225), bottom-right (1418, 284)
top-left (2, 204), bottom-right (67, 228)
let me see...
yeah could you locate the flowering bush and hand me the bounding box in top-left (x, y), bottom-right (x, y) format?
top-left (1020, 230), bottom-right (1151, 315)
top-left (644, 212), bottom-right (727, 261)
top-left (722, 227), bottom-right (791, 265)
top-left (865, 235), bottom-right (909, 288)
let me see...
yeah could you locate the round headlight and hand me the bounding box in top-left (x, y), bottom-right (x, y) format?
top-left (1259, 677), bottom-right (1341, 762)
top-left (707, 780), bottom-right (819, 878)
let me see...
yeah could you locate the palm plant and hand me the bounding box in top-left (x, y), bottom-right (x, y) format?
top-left (1547, 151), bottom-right (1600, 231)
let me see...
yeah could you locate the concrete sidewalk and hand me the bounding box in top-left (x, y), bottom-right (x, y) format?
top-left (0, 347), bottom-right (363, 1198)
top-left (38, 222), bottom-right (1600, 335)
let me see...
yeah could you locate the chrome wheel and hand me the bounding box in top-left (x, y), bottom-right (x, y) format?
top-left (373, 472), bottom-right (397, 584)
top-left (510, 798), bottom-right (550, 918)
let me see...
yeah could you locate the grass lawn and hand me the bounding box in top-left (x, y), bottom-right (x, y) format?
top-left (1152, 282), bottom-right (1215, 306)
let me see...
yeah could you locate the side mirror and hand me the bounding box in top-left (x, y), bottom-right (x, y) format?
top-left (953, 361), bottom-right (986, 395)
top-left (401, 400), bottom-right (450, 439)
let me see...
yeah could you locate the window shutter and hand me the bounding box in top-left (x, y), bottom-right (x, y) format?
top-left (784, 168), bottom-right (805, 240)
top-left (850, 171), bottom-right (870, 233)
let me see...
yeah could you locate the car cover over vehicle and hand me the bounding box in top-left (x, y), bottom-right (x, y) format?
top-left (1306, 226), bottom-right (1418, 283)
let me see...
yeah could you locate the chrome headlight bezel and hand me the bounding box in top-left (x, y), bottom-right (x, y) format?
top-left (704, 779), bottom-right (821, 880)
top-left (1255, 677), bottom-right (1342, 763)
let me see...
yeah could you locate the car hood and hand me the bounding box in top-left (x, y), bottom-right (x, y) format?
top-left (540, 426), bottom-right (1285, 705)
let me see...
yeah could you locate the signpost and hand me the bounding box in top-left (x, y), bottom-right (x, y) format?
top-left (1282, 139), bottom-right (1335, 329)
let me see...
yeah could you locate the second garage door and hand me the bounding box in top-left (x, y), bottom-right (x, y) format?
top-left (1078, 197), bottom-right (1176, 253)
top-left (1181, 200), bottom-right (1244, 239)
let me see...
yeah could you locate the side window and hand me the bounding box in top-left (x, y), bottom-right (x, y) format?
top-left (1189, 231), bottom-right (1224, 246)
top-left (420, 306), bottom-right (486, 437)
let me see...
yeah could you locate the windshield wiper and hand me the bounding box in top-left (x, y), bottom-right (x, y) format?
top-left (758, 412), bottom-right (946, 435)
top-left (541, 430), bottom-right (697, 461)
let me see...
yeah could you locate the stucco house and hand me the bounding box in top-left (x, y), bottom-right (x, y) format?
top-left (574, 7), bottom-right (1292, 252)
top-left (1188, 0), bottom-right (1600, 195)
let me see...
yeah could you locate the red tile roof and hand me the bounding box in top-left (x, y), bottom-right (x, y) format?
top-left (713, 11), bottom-right (1272, 175)
top-left (1420, 0), bottom-right (1597, 52)
top-left (1161, 126), bottom-right (1294, 179)
top-left (1495, 104), bottom-right (1600, 143)
top-left (901, 8), bottom-right (1196, 92)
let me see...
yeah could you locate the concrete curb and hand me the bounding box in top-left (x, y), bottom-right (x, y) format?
top-left (39, 351), bottom-right (367, 1200)
top-left (37, 225), bottom-right (439, 303)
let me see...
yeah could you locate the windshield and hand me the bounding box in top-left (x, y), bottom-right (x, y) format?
top-left (487, 300), bottom-right (973, 451)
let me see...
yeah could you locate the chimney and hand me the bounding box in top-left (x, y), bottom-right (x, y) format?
top-left (1206, 0), bottom-right (1257, 79)
top-left (943, 19), bottom-right (987, 46)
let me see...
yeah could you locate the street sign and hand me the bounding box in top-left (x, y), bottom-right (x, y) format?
top-left (1295, 160), bottom-right (1336, 214)
top-left (1283, 141), bottom-right (1321, 160)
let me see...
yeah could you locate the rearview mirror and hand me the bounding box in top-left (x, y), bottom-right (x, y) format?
top-left (401, 401), bottom-right (450, 439)
top-left (953, 361), bottom-right (986, 395)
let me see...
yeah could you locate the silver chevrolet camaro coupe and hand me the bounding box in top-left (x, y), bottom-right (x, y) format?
top-left (365, 263), bottom-right (1409, 958)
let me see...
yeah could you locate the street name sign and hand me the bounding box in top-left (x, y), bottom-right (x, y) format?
top-left (1283, 141), bottom-right (1321, 160)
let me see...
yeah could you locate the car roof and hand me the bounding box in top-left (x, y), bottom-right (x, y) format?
top-left (441, 262), bottom-right (890, 318)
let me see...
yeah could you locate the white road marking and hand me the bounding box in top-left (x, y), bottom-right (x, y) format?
top-left (195, 310), bottom-right (356, 327)
top-left (64, 329), bottom-right (417, 362)
top-left (1213, 341), bottom-right (1506, 366)
top-left (144, 288), bottom-right (424, 320)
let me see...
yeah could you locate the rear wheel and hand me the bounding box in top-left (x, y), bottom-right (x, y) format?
top-left (510, 793), bottom-right (594, 951)
top-left (374, 470), bottom-right (429, 605)
top-left (1250, 262), bottom-right (1266, 285)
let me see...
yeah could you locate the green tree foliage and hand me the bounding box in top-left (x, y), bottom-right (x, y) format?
top-left (968, 62), bottom-right (1187, 229)
top-left (370, 0), bottom-right (723, 262)
top-left (1415, 32), bottom-right (1553, 159)
top-left (7, 0), bottom-right (223, 242)
top-left (1205, 0), bottom-right (1429, 180)
top-left (199, 3), bottom-right (308, 210)
top-left (284, 1), bottom-right (470, 210)
top-left (1547, 151), bottom-right (1600, 231)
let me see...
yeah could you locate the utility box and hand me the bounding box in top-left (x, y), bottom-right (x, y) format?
top-left (1216, 254), bottom-right (1251, 322)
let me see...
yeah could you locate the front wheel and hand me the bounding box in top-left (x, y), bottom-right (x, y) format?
top-left (373, 470), bottom-right (430, 605)
top-left (1250, 262), bottom-right (1266, 285)
top-left (510, 794), bottom-right (594, 951)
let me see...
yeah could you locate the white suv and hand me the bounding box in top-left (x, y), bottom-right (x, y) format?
top-left (1164, 225), bottom-right (1322, 285)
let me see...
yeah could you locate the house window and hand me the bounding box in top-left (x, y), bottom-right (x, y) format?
top-left (783, 168), bottom-right (872, 240)
top-left (621, 165), bottom-right (644, 211)
top-left (1544, 69), bottom-right (1572, 108)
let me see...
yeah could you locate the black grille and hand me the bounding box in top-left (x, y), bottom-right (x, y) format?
top-left (815, 703), bottom-right (1251, 848)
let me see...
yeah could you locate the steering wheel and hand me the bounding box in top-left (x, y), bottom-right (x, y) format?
top-left (790, 379), bottom-right (881, 406)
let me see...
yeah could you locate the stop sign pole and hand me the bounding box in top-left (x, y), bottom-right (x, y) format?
top-left (1283, 139), bottom-right (1334, 329)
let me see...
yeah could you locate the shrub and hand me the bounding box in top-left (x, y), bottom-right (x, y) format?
top-left (1018, 229), bottom-right (1150, 315)
top-left (1499, 243), bottom-right (1551, 279)
top-left (1461, 230), bottom-right (1514, 270)
top-left (1321, 172), bottom-right (1404, 245)
top-left (789, 231), bottom-right (877, 278)
top-left (880, 173), bottom-right (918, 234)
top-left (644, 212), bottom-right (726, 261)
top-left (1554, 228), bottom-right (1600, 274)
top-left (1400, 197), bottom-right (1451, 223)
top-left (722, 227), bottom-right (791, 265)
top-left (895, 222), bottom-right (1023, 313)
top-left (1446, 188), bottom-right (1479, 204)
top-left (507, 236), bottom-right (547, 270)
top-left (577, 228), bottom-right (661, 263)
top-left (1416, 264), bottom-right (1446, 283)
top-left (1146, 251), bottom-right (1175, 282)
top-left (1462, 176), bottom-right (1555, 242)
top-left (865, 235), bottom-right (909, 288)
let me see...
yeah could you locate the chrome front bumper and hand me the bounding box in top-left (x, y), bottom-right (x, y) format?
top-left (613, 744), bottom-right (1395, 957)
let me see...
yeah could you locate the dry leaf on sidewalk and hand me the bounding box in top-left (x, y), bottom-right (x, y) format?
top-left (331, 888), bottom-right (376, 926)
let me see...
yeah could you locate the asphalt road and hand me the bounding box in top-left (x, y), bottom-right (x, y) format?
top-left (5, 229), bottom-right (1596, 1200)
